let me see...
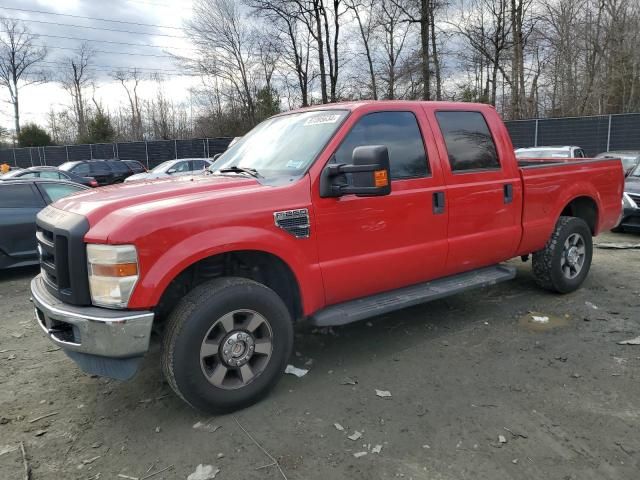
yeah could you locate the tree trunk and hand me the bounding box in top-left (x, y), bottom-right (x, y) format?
top-left (420, 0), bottom-right (431, 101)
top-left (313, 1), bottom-right (328, 103)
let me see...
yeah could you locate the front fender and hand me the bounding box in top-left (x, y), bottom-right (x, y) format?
top-left (127, 226), bottom-right (325, 315)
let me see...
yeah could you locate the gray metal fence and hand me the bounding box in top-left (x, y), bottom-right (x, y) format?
top-left (505, 113), bottom-right (640, 156)
top-left (0, 137), bottom-right (233, 170)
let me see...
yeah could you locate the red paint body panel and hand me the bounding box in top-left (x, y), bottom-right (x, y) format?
top-left (51, 101), bottom-right (624, 316)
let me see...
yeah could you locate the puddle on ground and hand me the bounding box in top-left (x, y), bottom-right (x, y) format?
top-left (518, 312), bottom-right (571, 332)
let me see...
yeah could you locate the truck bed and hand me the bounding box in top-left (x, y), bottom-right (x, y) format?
top-left (516, 157), bottom-right (623, 255)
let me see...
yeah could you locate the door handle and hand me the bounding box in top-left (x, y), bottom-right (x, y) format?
top-left (503, 183), bottom-right (513, 204)
top-left (433, 191), bottom-right (445, 214)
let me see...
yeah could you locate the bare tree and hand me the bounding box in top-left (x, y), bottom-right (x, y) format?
top-left (377, 0), bottom-right (412, 99)
top-left (113, 69), bottom-right (144, 140)
top-left (347, 0), bottom-right (378, 99)
top-left (0, 19), bottom-right (46, 135)
top-left (60, 43), bottom-right (93, 139)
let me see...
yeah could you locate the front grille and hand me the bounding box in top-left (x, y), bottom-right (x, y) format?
top-left (36, 206), bottom-right (91, 306)
top-left (274, 209), bottom-right (310, 238)
top-left (629, 194), bottom-right (640, 207)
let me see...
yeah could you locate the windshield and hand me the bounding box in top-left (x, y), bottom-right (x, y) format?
top-left (151, 160), bottom-right (174, 173)
top-left (631, 164), bottom-right (640, 177)
top-left (516, 149), bottom-right (571, 158)
top-left (211, 110), bottom-right (349, 182)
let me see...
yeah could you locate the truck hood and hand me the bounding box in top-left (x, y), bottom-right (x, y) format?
top-left (54, 174), bottom-right (261, 226)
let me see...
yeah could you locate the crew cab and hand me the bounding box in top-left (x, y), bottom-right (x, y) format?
top-left (31, 101), bottom-right (623, 413)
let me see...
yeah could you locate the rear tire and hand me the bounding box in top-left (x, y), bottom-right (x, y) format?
top-left (161, 277), bottom-right (293, 413)
top-left (532, 216), bottom-right (593, 293)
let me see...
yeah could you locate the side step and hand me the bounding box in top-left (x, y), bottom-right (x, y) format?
top-left (310, 264), bottom-right (516, 327)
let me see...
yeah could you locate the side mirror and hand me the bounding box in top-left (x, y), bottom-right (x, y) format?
top-left (320, 145), bottom-right (391, 198)
top-left (167, 168), bottom-right (177, 174)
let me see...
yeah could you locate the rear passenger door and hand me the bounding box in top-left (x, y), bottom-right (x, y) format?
top-left (0, 183), bottom-right (45, 261)
top-left (313, 107), bottom-right (449, 305)
top-left (89, 162), bottom-right (113, 185)
top-left (428, 108), bottom-right (522, 272)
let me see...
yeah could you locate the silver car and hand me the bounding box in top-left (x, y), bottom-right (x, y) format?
top-left (125, 158), bottom-right (213, 182)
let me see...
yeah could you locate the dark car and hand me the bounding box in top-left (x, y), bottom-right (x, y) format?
top-left (596, 151), bottom-right (640, 176)
top-left (0, 179), bottom-right (88, 269)
top-left (123, 160), bottom-right (147, 174)
top-left (617, 163), bottom-right (640, 233)
top-left (0, 166), bottom-right (98, 187)
top-left (59, 159), bottom-right (136, 186)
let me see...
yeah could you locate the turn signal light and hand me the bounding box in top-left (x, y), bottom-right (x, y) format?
top-left (374, 170), bottom-right (389, 187)
top-left (91, 263), bottom-right (138, 277)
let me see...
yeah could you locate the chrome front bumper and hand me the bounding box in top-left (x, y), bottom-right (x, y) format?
top-left (31, 275), bottom-right (154, 359)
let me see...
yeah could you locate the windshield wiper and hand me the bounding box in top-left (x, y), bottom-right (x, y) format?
top-left (217, 166), bottom-right (261, 178)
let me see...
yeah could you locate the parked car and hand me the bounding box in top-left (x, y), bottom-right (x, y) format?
top-left (31, 101), bottom-right (623, 413)
top-left (0, 166), bottom-right (98, 187)
top-left (123, 160), bottom-right (147, 174)
top-left (0, 179), bottom-right (88, 269)
top-left (616, 163), bottom-right (640, 232)
top-left (515, 146), bottom-right (586, 158)
top-left (59, 159), bottom-right (136, 185)
top-left (125, 158), bottom-right (212, 182)
top-left (595, 151), bottom-right (640, 177)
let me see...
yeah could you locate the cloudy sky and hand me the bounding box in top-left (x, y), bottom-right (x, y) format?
top-left (0, 0), bottom-right (197, 128)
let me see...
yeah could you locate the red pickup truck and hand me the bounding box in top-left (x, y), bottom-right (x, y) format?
top-left (31, 101), bottom-right (623, 413)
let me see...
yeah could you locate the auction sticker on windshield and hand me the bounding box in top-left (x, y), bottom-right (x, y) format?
top-left (304, 114), bottom-right (342, 126)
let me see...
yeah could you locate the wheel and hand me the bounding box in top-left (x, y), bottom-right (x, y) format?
top-left (161, 277), bottom-right (293, 413)
top-left (532, 216), bottom-right (593, 293)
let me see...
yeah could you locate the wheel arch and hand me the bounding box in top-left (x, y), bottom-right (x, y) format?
top-left (558, 195), bottom-right (599, 234)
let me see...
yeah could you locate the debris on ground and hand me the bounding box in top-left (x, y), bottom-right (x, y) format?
top-left (117, 474), bottom-right (138, 480)
top-left (498, 435), bottom-right (507, 444)
top-left (348, 431), bottom-right (362, 441)
top-left (216, 453), bottom-right (224, 459)
top-left (595, 242), bottom-right (640, 250)
top-left (192, 421), bottom-right (221, 433)
top-left (375, 389), bottom-right (392, 398)
top-left (34, 429), bottom-right (47, 437)
top-left (187, 464), bottom-right (220, 480)
top-left (617, 336), bottom-right (640, 345)
top-left (0, 445), bottom-right (17, 457)
top-left (571, 373), bottom-right (581, 378)
top-left (284, 365), bottom-right (309, 377)
top-left (422, 444), bottom-right (431, 449)
top-left (340, 377), bottom-right (358, 385)
top-left (371, 444), bottom-right (383, 454)
top-left (353, 451), bottom-right (367, 458)
top-left (531, 315), bottom-right (549, 323)
top-left (334, 423), bottom-right (345, 431)
top-left (82, 455), bottom-right (102, 465)
top-left (155, 426), bottom-right (161, 433)
top-left (585, 301), bottom-right (599, 310)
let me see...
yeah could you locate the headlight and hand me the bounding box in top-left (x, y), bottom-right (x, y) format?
top-left (87, 244), bottom-right (139, 308)
top-left (623, 193), bottom-right (637, 209)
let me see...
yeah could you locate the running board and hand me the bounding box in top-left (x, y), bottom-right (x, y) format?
top-left (310, 265), bottom-right (516, 327)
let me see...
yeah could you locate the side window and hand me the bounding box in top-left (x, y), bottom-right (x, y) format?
top-left (39, 171), bottom-right (60, 179)
top-left (73, 163), bottom-right (90, 175)
top-left (576, 149), bottom-right (585, 158)
top-left (175, 161), bottom-right (190, 173)
top-left (0, 184), bottom-right (43, 207)
top-left (192, 160), bottom-right (205, 170)
top-left (90, 162), bottom-right (111, 174)
top-left (20, 172), bottom-right (39, 178)
top-left (108, 161), bottom-right (129, 173)
top-left (38, 183), bottom-right (84, 203)
top-left (334, 111), bottom-right (429, 180)
top-left (435, 111), bottom-right (500, 172)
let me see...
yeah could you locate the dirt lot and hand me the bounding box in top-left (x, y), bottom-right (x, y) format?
top-left (1, 231), bottom-right (639, 480)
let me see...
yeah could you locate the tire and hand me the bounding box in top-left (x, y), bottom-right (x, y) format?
top-left (161, 277), bottom-right (293, 413)
top-left (532, 216), bottom-right (593, 293)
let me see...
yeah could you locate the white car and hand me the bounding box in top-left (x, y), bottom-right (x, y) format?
top-left (125, 158), bottom-right (213, 182)
top-left (515, 146), bottom-right (586, 159)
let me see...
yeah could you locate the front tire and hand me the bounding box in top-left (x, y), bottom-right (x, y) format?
top-left (161, 277), bottom-right (293, 413)
top-left (532, 216), bottom-right (593, 293)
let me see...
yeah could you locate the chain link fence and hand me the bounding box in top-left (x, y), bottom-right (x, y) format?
top-left (0, 137), bottom-right (234, 170)
top-left (505, 113), bottom-right (640, 156)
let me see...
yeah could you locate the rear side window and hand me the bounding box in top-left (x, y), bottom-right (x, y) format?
top-left (192, 160), bottom-right (206, 170)
top-left (38, 183), bottom-right (84, 203)
top-left (436, 111), bottom-right (500, 172)
top-left (0, 184), bottom-right (43, 207)
top-left (39, 171), bottom-right (61, 179)
top-left (334, 111), bottom-right (429, 180)
top-left (108, 161), bottom-right (130, 173)
top-left (90, 162), bottom-right (111, 173)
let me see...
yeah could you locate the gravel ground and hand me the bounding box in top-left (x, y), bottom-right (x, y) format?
top-left (1, 231), bottom-right (639, 480)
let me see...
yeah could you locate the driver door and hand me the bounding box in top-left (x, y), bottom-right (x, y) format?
top-left (312, 106), bottom-right (449, 305)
